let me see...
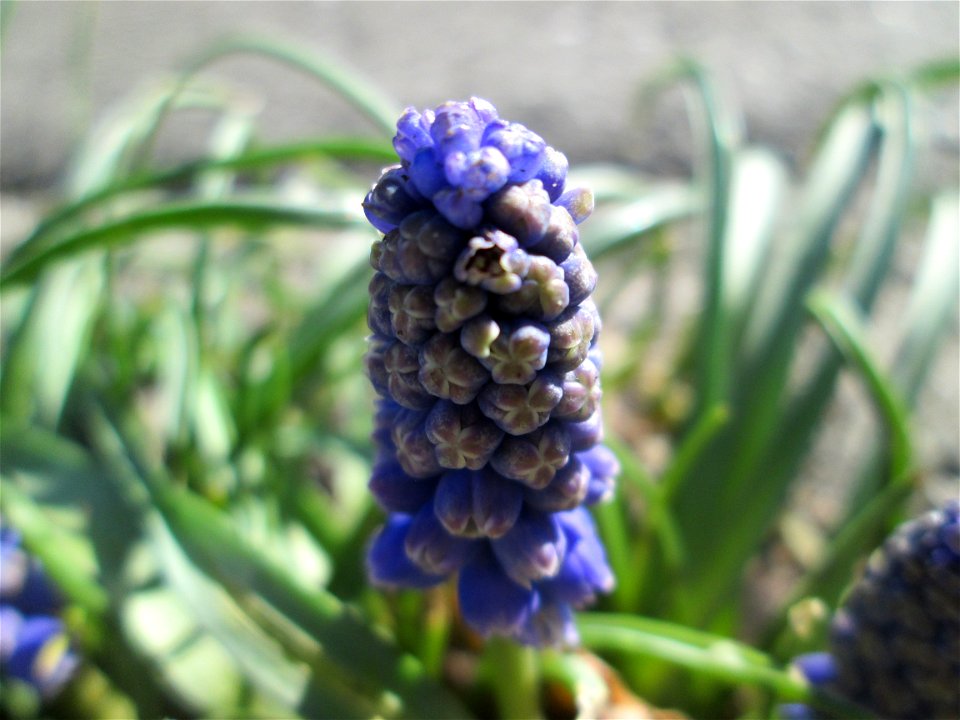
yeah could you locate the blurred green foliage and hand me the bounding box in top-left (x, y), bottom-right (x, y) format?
top-left (0, 27), bottom-right (956, 720)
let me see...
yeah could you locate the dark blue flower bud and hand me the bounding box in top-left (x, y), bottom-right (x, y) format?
top-left (433, 187), bottom-right (484, 229)
top-left (444, 147), bottom-right (510, 201)
top-left (565, 408), bottom-right (604, 452)
top-left (478, 373), bottom-right (563, 435)
top-left (535, 147), bottom-right (568, 202)
top-left (419, 333), bottom-right (489, 404)
top-left (523, 455), bottom-right (590, 512)
top-left (434, 469), bottom-right (523, 539)
top-left (393, 107), bottom-right (435, 165)
top-left (409, 147), bottom-right (448, 198)
top-left (492, 510), bottom-right (566, 587)
top-left (424, 401), bottom-right (504, 470)
top-left (368, 514), bottom-right (447, 588)
top-left (490, 423), bottom-right (571, 489)
top-left (579, 444), bottom-right (620, 505)
top-left (405, 503), bottom-right (480, 576)
top-left (454, 230), bottom-right (531, 294)
top-left (4, 615), bottom-right (78, 698)
top-left (363, 166), bottom-right (427, 234)
top-left (369, 458), bottom-right (438, 514)
top-left (458, 549), bottom-right (540, 637)
top-left (482, 120), bottom-right (547, 183)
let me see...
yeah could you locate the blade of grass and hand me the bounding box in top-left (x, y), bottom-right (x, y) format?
top-left (1, 199), bottom-right (364, 288)
top-left (180, 35), bottom-right (400, 138)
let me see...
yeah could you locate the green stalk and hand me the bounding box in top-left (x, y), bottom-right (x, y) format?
top-left (484, 637), bottom-right (542, 720)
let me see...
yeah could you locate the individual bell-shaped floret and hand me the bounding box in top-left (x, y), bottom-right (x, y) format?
top-left (363, 165), bottom-right (427, 234)
top-left (433, 278), bottom-right (488, 332)
top-left (418, 333), bottom-right (489, 405)
top-left (493, 253), bottom-right (570, 321)
top-left (492, 509), bottom-right (567, 587)
top-left (372, 210), bottom-right (466, 286)
top-left (368, 458), bottom-right (439, 514)
top-left (546, 300), bottom-right (598, 372)
top-left (434, 468), bottom-right (524, 539)
top-left (388, 284), bottom-right (437, 346)
top-left (404, 503), bottom-right (481, 576)
top-left (462, 317), bottom-right (551, 385)
top-left (477, 372), bottom-right (563, 435)
top-left (486, 180), bottom-right (554, 247)
top-left (424, 400), bottom-right (504, 471)
top-left (490, 422), bottom-right (571, 489)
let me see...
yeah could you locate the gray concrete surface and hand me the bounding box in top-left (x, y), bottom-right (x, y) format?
top-left (2, 1), bottom-right (958, 189)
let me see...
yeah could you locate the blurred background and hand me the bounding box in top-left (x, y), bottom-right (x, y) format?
top-left (2, 1), bottom-right (959, 186)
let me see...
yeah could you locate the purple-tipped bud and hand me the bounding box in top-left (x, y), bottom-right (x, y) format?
top-left (363, 166), bottom-right (427, 234)
top-left (524, 455), bottom-right (590, 512)
top-left (555, 357), bottom-right (601, 422)
top-left (409, 147), bottom-right (448, 198)
top-left (490, 423), bottom-right (571, 489)
top-left (492, 510), bottom-right (566, 587)
top-left (493, 254), bottom-right (570, 321)
top-left (546, 300), bottom-right (598, 372)
top-left (444, 147), bottom-right (510, 201)
top-left (405, 504), bottom-right (480, 575)
top-left (478, 373), bottom-right (563, 435)
top-left (393, 108), bottom-right (435, 164)
top-left (368, 515), bottom-right (447, 588)
top-left (431, 101), bottom-right (487, 156)
top-left (419, 333), bottom-right (489, 405)
top-left (434, 469), bottom-right (523, 539)
top-left (373, 211), bottom-right (465, 286)
top-left (425, 401), bottom-right (504, 470)
top-left (478, 320), bottom-right (551, 385)
top-left (379, 340), bottom-right (436, 410)
top-left (369, 458), bottom-right (438, 514)
top-left (482, 120), bottom-right (547, 183)
top-left (391, 408), bottom-right (443, 478)
top-left (535, 147), bottom-right (568, 202)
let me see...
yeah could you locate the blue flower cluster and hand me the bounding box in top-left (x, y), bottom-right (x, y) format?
top-left (0, 526), bottom-right (78, 699)
top-left (362, 99), bottom-right (617, 646)
top-left (782, 500), bottom-right (960, 720)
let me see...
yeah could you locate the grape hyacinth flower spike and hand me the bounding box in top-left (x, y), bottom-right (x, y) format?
top-left (782, 501), bottom-right (960, 720)
top-left (363, 98), bottom-right (617, 646)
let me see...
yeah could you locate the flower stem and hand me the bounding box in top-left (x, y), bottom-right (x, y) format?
top-left (485, 637), bottom-right (542, 720)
